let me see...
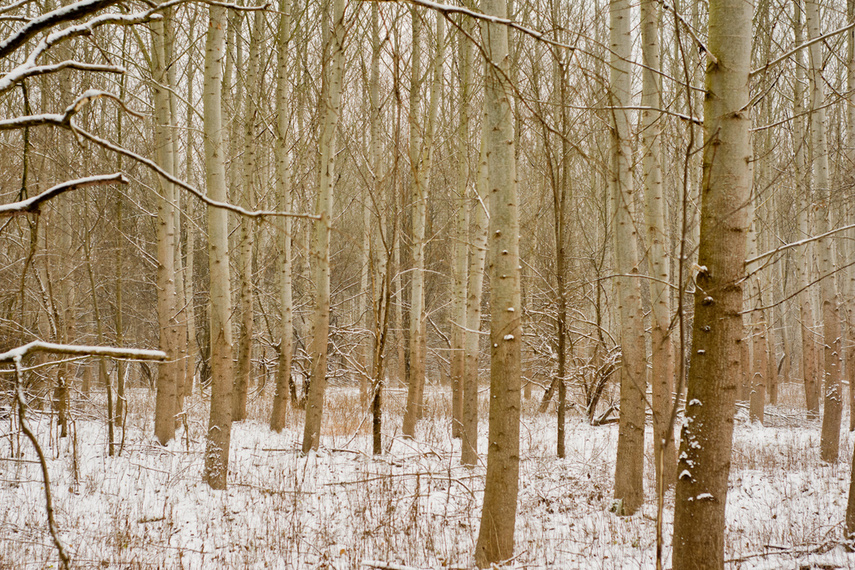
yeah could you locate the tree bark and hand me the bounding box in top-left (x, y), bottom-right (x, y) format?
top-left (151, 5), bottom-right (180, 446)
top-left (302, 0), bottom-right (346, 453)
top-left (641, 0), bottom-right (676, 490)
top-left (202, 3), bottom-right (235, 489)
top-left (610, 0), bottom-right (646, 516)
top-left (270, 0), bottom-right (294, 433)
top-left (672, 0), bottom-right (754, 565)
top-left (806, 0), bottom-right (844, 463)
top-left (474, 0), bottom-right (522, 563)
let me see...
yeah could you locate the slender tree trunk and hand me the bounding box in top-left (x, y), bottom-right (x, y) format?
top-left (806, 0), bottom-right (844, 463)
top-left (641, 0), bottom-right (676, 490)
top-left (451, 22), bottom-right (472, 440)
top-left (474, 0), bottom-right (522, 562)
top-left (152, 6), bottom-right (180, 445)
top-left (610, 0), bottom-right (646, 516)
top-left (233, 4), bottom-right (263, 422)
top-left (302, 0), bottom-right (346, 453)
top-left (793, 1), bottom-right (821, 419)
top-left (461, 136), bottom-right (488, 468)
top-left (402, 13), bottom-right (444, 437)
top-left (672, 0), bottom-right (754, 565)
top-left (270, 0), bottom-right (294, 432)
top-left (202, 3), bottom-right (235, 489)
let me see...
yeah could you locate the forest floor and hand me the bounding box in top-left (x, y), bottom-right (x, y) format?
top-left (0, 380), bottom-right (854, 569)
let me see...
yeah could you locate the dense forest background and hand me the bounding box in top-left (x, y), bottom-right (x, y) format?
top-left (2, 0), bottom-right (855, 567)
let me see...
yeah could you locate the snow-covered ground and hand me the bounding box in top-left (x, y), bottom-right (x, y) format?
top-left (2, 382), bottom-right (854, 569)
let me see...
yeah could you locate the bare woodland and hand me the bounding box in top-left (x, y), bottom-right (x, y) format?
top-left (3, 0), bottom-right (855, 568)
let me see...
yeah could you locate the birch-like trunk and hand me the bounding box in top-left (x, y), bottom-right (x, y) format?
top-left (474, 0), bottom-right (522, 562)
top-left (233, 5), bottom-right (262, 422)
top-left (270, 0), bottom-right (294, 432)
top-left (641, 0), bottom-right (676, 490)
top-left (461, 136), bottom-right (488, 468)
top-left (672, 0), bottom-right (754, 564)
top-left (792, 2), bottom-right (821, 418)
top-left (202, 3), bottom-right (235, 489)
top-left (610, 0), bottom-right (646, 516)
top-left (402, 13), bottom-right (444, 437)
top-left (450, 23), bottom-right (472, 440)
top-left (806, 0), bottom-right (844, 463)
top-left (301, 0), bottom-right (346, 453)
top-left (152, 6), bottom-right (180, 445)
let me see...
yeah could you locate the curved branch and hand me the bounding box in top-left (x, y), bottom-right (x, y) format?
top-left (0, 173), bottom-right (127, 216)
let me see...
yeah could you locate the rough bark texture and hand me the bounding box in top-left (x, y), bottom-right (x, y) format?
top-left (672, 0), bottom-right (753, 566)
top-left (202, 3), bottom-right (235, 490)
top-left (610, 0), bottom-right (645, 516)
top-left (474, 0), bottom-right (522, 564)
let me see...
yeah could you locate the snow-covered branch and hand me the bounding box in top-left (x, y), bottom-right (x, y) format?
top-left (0, 173), bottom-right (127, 216)
top-left (0, 0), bottom-right (121, 59)
top-left (0, 89), bottom-right (139, 131)
top-left (0, 341), bottom-right (166, 362)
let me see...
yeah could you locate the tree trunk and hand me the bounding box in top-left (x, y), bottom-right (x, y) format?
top-left (672, 0), bottom-right (753, 565)
top-left (474, 0), bottom-right (522, 563)
top-left (233, 5), bottom-right (263, 423)
top-left (641, 0), bottom-right (676, 490)
top-left (202, 3), bottom-right (235, 489)
top-left (461, 136), bottom-right (488, 468)
top-left (610, 0), bottom-right (646, 516)
top-left (270, 0), bottom-right (294, 433)
top-left (402, 12), bottom-right (444, 437)
top-left (806, 0), bottom-right (843, 463)
top-left (450, 22), bottom-right (472, 440)
top-left (302, 0), bottom-right (346, 453)
top-left (152, 6), bottom-right (179, 446)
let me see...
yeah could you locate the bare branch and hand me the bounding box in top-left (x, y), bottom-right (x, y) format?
top-left (750, 20), bottom-right (855, 79)
top-left (0, 0), bottom-right (122, 60)
top-left (0, 341), bottom-right (166, 362)
top-left (0, 173), bottom-right (127, 216)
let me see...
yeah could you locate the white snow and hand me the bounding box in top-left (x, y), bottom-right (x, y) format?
top-left (0, 382), bottom-right (853, 569)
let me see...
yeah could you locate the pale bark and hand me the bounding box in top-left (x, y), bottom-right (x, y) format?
top-left (474, 0), bottom-right (522, 563)
top-left (151, 6), bottom-right (180, 445)
top-left (672, 0), bottom-right (754, 565)
top-left (233, 4), bottom-right (262, 423)
top-left (302, 0), bottom-right (346, 453)
top-left (641, 0), bottom-right (676, 490)
top-left (461, 137), bottom-right (488, 468)
top-left (610, 0), bottom-right (645, 516)
top-left (793, 1), bottom-right (821, 419)
top-left (270, 0), bottom-right (294, 432)
top-left (402, 12), bottom-right (444, 437)
top-left (746, 217), bottom-right (766, 424)
top-left (807, 0), bottom-right (844, 463)
top-left (202, 3), bottom-right (235, 489)
top-left (450, 24), bottom-right (472, 440)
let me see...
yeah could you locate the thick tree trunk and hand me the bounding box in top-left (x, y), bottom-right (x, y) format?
top-left (610, 0), bottom-right (646, 516)
top-left (202, 3), bottom-right (235, 490)
top-left (672, 0), bottom-right (754, 565)
top-left (302, 0), bottom-right (346, 453)
top-left (474, 0), bottom-right (522, 563)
